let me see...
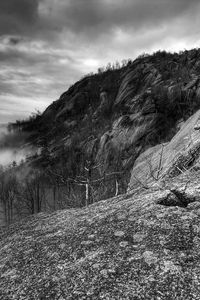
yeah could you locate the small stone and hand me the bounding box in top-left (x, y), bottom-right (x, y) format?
top-left (128, 254), bottom-right (141, 262)
top-left (88, 234), bottom-right (95, 240)
top-left (160, 222), bottom-right (171, 230)
top-left (143, 251), bottom-right (158, 266)
top-left (107, 268), bottom-right (116, 274)
top-left (159, 237), bottom-right (166, 246)
top-left (179, 252), bottom-right (186, 258)
top-left (81, 240), bottom-right (93, 246)
top-left (117, 213), bottom-right (127, 221)
top-left (100, 269), bottom-right (108, 277)
top-left (149, 276), bottom-right (156, 282)
top-left (119, 241), bottom-right (129, 247)
top-left (140, 244), bottom-right (146, 249)
top-left (180, 215), bottom-right (191, 221)
top-left (162, 260), bottom-right (181, 273)
top-left (132, 245), bottom-right (139, 250)
top-left (93, 263), bottom-right (100, 269)
top-left (79, 227), bottom-right (87, 233)
top-left (114, 231), bottom-right (125, 237)
top-left (60, 243), bottom-right (65, 250)
top-left (133, 233), bottom-right (145, 243)
top-left (156, 213), bottom-right (166, 219)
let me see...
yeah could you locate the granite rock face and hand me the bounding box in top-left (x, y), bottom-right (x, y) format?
top-left (129, 109), bottom-right (200, 190)
top-left (0, 174), bottom-right (200, 299)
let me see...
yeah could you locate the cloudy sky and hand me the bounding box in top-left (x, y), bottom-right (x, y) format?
top-left (0, 0), bottom-right (200, 123)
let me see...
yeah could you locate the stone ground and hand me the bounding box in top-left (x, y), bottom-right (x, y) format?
top-left (1, 174), bottom-right (200, 299)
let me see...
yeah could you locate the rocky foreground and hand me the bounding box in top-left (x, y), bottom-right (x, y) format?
top-left (1, 173), bottom-right (200, 299)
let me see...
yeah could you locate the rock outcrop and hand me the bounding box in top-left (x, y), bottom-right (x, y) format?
top-left (129, 109), bottom-right (200, 190)
top-left (1, 173), bottom-right (200, 299)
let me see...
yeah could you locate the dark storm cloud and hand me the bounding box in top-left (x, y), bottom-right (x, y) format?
top-left (0, 0), bottom-right (39, 35)
top-left (0, 0), bottom-right (199, 40)
top-left (40, 0), bottom-right (200, 38)
top-left (8, 36), bottom-right (23, 45)
top-left (0, 0), bottom-right (200, 122)
top-left (1, 0), bottom-right (196, 40)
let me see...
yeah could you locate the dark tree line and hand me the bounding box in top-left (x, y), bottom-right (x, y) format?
top-left (0, 152), bottom-right (126, 226)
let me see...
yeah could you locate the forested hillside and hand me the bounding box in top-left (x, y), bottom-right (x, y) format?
top-left (2, 49), bottom-right (200, 224)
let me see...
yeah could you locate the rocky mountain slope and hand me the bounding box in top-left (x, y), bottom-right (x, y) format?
top-left (14, 49), bottom-right (200, 202)
top-left (1, 171), bottom-right (200, 299)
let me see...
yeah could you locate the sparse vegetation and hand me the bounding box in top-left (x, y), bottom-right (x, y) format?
top-left (2, 48), bottom-right (200, 225)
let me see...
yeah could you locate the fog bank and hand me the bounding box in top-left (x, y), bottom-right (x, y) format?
top-left (0, 124), bottom-right (34, 166)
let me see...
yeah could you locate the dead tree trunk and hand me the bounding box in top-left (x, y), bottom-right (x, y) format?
top-left (115, 179), bottom-right (119, 196)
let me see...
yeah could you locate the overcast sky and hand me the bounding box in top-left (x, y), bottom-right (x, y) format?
top-left (0, 0), bottom-right (200, 123)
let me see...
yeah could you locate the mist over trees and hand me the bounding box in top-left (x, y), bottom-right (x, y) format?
top-left (0, 154), bottom-right (124, 226)
top-left (1, 49), bottom-right (200, 226)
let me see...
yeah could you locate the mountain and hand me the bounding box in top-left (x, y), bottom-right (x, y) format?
top-left (11, 49), bottom-right (200, 201)
top-left (2, 48), bottom-right (200, 298)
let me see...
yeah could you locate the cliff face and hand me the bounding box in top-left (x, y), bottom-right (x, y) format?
top-left (129, 109), bottom-right (200, 190)
top-left (21, 49), bottom-right (200, 200)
